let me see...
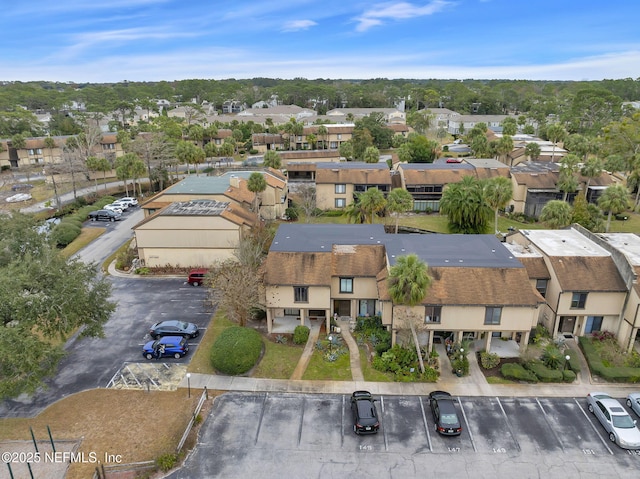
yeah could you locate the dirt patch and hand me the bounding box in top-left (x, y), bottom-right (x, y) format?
top-left (476, 352), bottom-right (521, 380)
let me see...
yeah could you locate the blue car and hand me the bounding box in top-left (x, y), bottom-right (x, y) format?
top-left (142, 336), bottom-right (189, 360)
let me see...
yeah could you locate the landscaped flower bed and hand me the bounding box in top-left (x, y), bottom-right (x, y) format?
top-left (579, 331), bottom-right (640, 382)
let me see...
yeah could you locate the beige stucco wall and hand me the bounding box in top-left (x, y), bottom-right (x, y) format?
top-left (316, 183), bottom-right (354, 210)
top-left (556, 291), bottom-right (625, 316)
top-left (265, 285), bottom-right (331, 310)
top-left (330, 277), bottom-right (378, 299)
top-left (435, 305), bottom-right (538, 332)
top-left (138, 247), bottom-right (234, 267)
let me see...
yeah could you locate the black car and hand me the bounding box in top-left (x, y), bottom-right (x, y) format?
top-left (350, 390), bottom-right (380, 434)
top-left (149, 320), bottom-right (199, 339)
top-left (87, 209), bottom-right (122, 222)
top-left (429, 391), bottom-right (462, 436)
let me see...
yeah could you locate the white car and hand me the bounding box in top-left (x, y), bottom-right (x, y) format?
top-left (104, 204), bottom-right (123, 214)
top-left (627, 393), bottom-right (640, 418)
top-left (110, 200), bottom-right (129, 210)
top-left (118, 197), bottom-right (138, 207)
top-left (587, 392), bottom-right (640, 449)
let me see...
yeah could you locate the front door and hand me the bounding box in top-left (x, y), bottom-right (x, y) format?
top-left (559, 316), bottom-right (576, 334)
top-left (333, 300), bottom-right (350, 318)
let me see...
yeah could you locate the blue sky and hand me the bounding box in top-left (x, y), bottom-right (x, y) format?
top-left (3, 0), bottom-right (640, 83)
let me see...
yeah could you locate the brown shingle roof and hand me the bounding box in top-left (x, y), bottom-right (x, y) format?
top-left (264, 252), bottom-right (332, 286)
top-left (316, 167), bottom-right (391, 185)
top-left (425, 267), bottom-right (543, 306)
top-left (511, 171), bottom-right (558, 188)
top-left (331, 245), bottom-right (386, 277)
top-left (548, 256), bottom-right (626, 292)
top-left (518, 257), bottom-right (550, 279)
top-left (402, 168), bottom-right (475, 186)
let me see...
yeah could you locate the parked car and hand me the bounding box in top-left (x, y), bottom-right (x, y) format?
top-left (149, 320), bottom-right (199, 339)
top-left (110, 200), bottom-right (130, 210)
top-left (627, 393), bottom-right (640, 417)
top-left (103, 204), bottom-right (123, 214)
top-left (587, 392), bottom-right (640, 449)
top-left (117, 197), bottom-right (138, 207)
top-left (350, 390), bottom-right (379, 434)
top-left (429, 391), bottom-right (462, 436)
top-left (142, 336), bottom-right (189, 360)
top-left (187, 268), bottom-right (208, 286)
top-left (11, 183), bottom-right (33, 191)
top-left (88, 209), bottom-right (122, 222)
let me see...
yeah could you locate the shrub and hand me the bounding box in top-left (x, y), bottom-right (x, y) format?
top-left (51, 222), bottom-right (82, 247)
top-left (591, 330), bottom-right (615, 342)
top-left (375, 341), bottom-right (391, 356)
top-left (116, 247), bottom-right (137, 270)
top-left (293, 325), bottom-right (310, 345)
top-left (525, 361), bottom-right (564, 382)
top-left (542, 344), bottom-right (563, 369)
top-left (500, 363), bottom-right (538, 382)
top-left (156, 453), bottom-right (177, 472)
top-left (562, 370), bottom-right (576, 382)
top-left (210, 327), bottom-right (263, 375)
top-left (284, 206), bottom-right (299, 221)
top-left (452, 357), bottom-right (469, 376)
top-left (480, 351), bottom-right (500, 369)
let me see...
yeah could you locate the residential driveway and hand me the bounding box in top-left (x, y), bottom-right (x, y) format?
top-left (166, 392), bottom-right (640, 479)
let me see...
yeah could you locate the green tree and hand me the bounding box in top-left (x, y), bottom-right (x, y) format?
top-left (496, 135), bottom-right (514, 165)
top-left (387, 254), bottom-right (431, 373)
top-left (387, 188), bottom-right (414, 233)
top-left (317, 124), bottom-right (328, 149)
top-left (357, 187), bottom-right (386, 224)
top-left (263, 150), bottom-right (282, 169)
top-left (539, 200), bottom-right (572, 229)
top-left (440, 176), bottom-right (492, 234)
top-left (407, 134), bottom-right (439, 163)
top-left (598, 184), bottom-right (630, 232)
top-left (501, 117), bottom-right (517, 136)
top-left (175, 140), bottom-right (204, 176)
top-left (580, 157), bottom-right (604, 196)
top-left (545, 123), bottom-right (567, 163)
top-left (524, 142), bottom-right (541, 160)
top-left (115, 153), bottom-right (137, 196)
top-left (247, 172), bottom-right (267, 215)
top-left (557, 154), bottom-right (580, 201)
top-left (43, 136), bottom-right (61, 209)
top-left (339, 140), bottom-right (354, 160)
top-left (0, 214), bottom-right (116, 399)
top-left (85, 156), bottom-right (112, 192)
top-left (484, 176), bottom-right (513, 234)
top-left (363, 145), bottom-right (380, 163)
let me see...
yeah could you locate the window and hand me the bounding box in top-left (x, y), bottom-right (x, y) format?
top-left (335, 184), bottom-right (346, 194)
top-left (425, 306), bottom-right (442, 323)
top-left (337, 134), bottom-right (342, 140)
top-left (536, 279), bottom-right (548, 297)
top-left (284, 308), bottom-right (300, 316)
top-left (358, 300), bottom-right (376, 317)
top-left (585, 316), bottom-right (603, 333)
top-left (335, 198), bottom-right (346, 208)
top-left (294, 286), bottom-right (308, 303)
top-left (340, 278), bottom-right (353, 293)
top-left (484, 307), bottom-right (502, 325)
top-left (571, 292), bottom-right (587, 309)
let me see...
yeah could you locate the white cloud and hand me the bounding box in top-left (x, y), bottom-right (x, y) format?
top-left (354, 0), bottom-right (451, 32)
top-left (282, 19), bottom-right (318, 32)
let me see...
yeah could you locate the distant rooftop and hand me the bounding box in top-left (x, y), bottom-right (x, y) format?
top-left (399, 162), bottom-right (474, 171)
top-left (271, 224), bottom-right (523, 268)
top-left (597, 233), bottom-right (640, 266)
top-left (315, 162), bottom-right (388, 170)
top-left (520, 229), bottom-right (610, 257)
top-left (163, 171), bottom-right (257, 195)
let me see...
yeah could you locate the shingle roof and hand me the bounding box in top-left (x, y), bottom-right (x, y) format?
top-left (263, 251), bottom-right (332, 286)
top-left (399, 163), bottom-right (475, 185)
top-left (518, 257), bottom-right (550, 279)
top-left (331, 244), bottom-right (386, 277)
top-left (547, 256), bottom-right (626, 292)
top-left (316, 162), bottom-right (391, 185)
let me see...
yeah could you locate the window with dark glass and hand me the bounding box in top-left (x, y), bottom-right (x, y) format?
top-left (294, 286), bottom-right (308, 303)
top-left (571, 292), bottom-right (587, 309)
top-left (536, 279), bottom-right (548, 297)
top-left (340, 278), bottom-right (353, 293)
top-left (484, 307), bottom-right (502, 325)
top-left (424, 306), bottom-right (442, 323)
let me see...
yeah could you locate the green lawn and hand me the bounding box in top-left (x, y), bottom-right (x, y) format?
top-left (252, 340), bottom-right (304, 379)
top-left (360, 347), bottom-right (393, 382)
top-left (302, 348), bottom-right (353, 381)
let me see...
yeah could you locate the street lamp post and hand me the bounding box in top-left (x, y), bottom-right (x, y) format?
top-left (328, 335), bottom-right (333, 354)
top-left (186, 373), bottom-right (191, 398)
top-left (564, 355), bottom-right (571, 371)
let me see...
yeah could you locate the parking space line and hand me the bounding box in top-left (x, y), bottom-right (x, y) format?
top-left (418, 397), bottom-right (433, 452)
top-left (298, 397), bottom-right (305, 447)
top-left (535, 398), bottom-right (565, 453)
top-left (380, 396), bottom-right (389, 451)
top-left (574, 397), bottom-right (614, 455)
top-left (457, 397), bottom-right (477, 452)
top-left (496, 397), bottom-right (521, 452)
top-left (341, 395), bottom-right (346, 447)
top-left (254, 393), bottom-right (268, 445)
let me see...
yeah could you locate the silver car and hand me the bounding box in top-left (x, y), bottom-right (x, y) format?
top-left (587, 392), bottom-right (640, 449)
top-left (627, 393), bottom-right (640, 418)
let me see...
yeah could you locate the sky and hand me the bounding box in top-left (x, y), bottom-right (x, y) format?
top-left (2, 0), bottom-right (640, 83)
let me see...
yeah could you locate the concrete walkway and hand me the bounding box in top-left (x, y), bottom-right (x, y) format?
top-left (289, 321), bottom-right (322, 380)
top-left (340, 326), bottom-right (364, 382)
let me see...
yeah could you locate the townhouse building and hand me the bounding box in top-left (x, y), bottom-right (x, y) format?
top-left (314, 162), bottom-right (392, 210)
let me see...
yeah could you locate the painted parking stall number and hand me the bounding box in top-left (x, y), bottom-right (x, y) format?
top-left (492, 447), bottom-right (507, 453)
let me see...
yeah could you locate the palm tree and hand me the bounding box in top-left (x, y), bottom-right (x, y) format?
top-left (495, 135), bottom-right (514, 165)
top-left (545, 123), bottom-right (566, 163)
top-left (440, 176), bottom-right (492, 234)
top-left (524, 142), bottom-right (541, 161)
top-left (387, 188), bottom-right (414, 233)
top-left (387, 254), bottom-right (431, 373)
top-left (358, 187), bottom-right (386, 224)
top-left (598, 184), bottom-right (630, 232)
top-left (363, 145), bottom-right (380, 163)
top-left (43, 136), bottom-right (61, 209)
top-left (580, 157), bottom-right (604, 197)
top-left (343, 200), bottom-right (366, 224)
top-left (317, 124), bottom-right (328, 149)
top-left (484, 176), bottom-right (513, 234)
top-left (557, 154), bottom-right (580, 201)
top-left (247, 172), bottom-right (267, 216)
top-left (539, 200), bottom-right (572, 229)
top-left (263, 150), bottom-right (282, 169)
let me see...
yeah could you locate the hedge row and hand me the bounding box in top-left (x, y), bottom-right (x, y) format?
top-left (578, 336), bottom-right (640, 383)
top-left (524, 362), bottom-right (564, 382)
top-left (210, 327), bottom-right (263, 375)
top-left (501, 363), bottom-right (537, 382)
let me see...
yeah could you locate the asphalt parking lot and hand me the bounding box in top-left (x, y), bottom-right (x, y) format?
top-left (168, 392), bottom-right (640, 479)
